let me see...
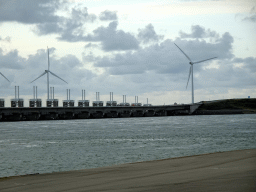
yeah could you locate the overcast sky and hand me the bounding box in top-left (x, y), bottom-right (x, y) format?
top-left (0, 0), bottom-right (255, 107)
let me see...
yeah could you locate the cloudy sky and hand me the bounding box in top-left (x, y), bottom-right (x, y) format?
top-left (0, 0), bottom-right (255, 107)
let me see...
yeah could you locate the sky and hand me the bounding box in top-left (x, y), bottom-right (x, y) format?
top-left (0, 0), bottom-right (255, 107)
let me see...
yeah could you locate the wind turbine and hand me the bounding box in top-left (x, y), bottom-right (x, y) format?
top-left (174, 43), bottom-right (217, 104)
top-left (0, 72), bottom-right (10, 82)
top-left (0, 72), bottom-right (10, 106)
top-left (31, 47), bottom-right (68, 99)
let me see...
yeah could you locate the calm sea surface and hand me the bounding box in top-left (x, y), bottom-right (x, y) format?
top-left (1, 114), bottom-right (256, 178)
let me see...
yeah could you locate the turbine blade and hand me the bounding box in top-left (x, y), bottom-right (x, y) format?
top-left (31, 71), bottom-right (47, 83)
top-left (49, 71), bottom-right (68, 84)
top-left (186, 66), bottom-right (192, 89)
top-left (0, 72), bottom-right (10, 82)
top-left (47, 47), bottom-right (50, 70)
top-left (193, 57), bottom-right (217, 64)
top-left (174, 43), bottom-right (192, 62)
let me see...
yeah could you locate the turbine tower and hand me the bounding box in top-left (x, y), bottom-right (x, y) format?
top-left (174, 43), bottom-right (217, 104)
top-left (0, 72), bottom-right (10, 82)
top-left (31, 47), bottom-right (68, 99)
top-left (0, 72), bottom-right (10, 107)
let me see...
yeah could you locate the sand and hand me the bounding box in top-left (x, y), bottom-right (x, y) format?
top-left (1, 149), bottom-right (255, 192)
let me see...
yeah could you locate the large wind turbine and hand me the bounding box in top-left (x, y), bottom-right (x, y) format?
top-left (174, 43), bottom-right (217, 104)
top-left (0, 72), bottom-right (10, 82)
top-left (31, 47), bottom-right (68, 99)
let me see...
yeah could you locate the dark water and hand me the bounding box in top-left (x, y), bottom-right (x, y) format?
top-left (0, 114), bottom-right (255, 178)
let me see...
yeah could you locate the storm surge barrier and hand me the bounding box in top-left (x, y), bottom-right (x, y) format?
top-left (0, 104), bottom-right (199, 121)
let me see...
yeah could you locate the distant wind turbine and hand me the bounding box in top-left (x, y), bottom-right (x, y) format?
top-left (31, 47), bottom-right (68, 99)
top-left (0, 72), bottom-right (10, 82)
top-left (174, 43), bottom-right (217, 104)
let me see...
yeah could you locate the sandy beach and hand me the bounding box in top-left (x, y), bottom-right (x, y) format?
top-left (1, 149), bottom-right (255, 192)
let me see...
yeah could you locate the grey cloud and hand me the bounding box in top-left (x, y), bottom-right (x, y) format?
top-left (57, 19), bottom-right (139, 51)
top-left (93, 40), bottom-right (190, 76)
top-left (91, 27), bottom-right (256, 92)
top-left (177, 32), bottom-right (234, 61)
top-left (233, 57), bottom-right (256, 73)
top-left (82, 51), bottom-right (101, 63)
top-left (138, 24), bottom-right (164, 44)
top-left (243, 15), bottom-right (256, 22)
top-left (179, 25), bottom-right (220, 39)
top-left (197, 59), bottom-right (256, 90)
top-left (53, 54), bottom-right (95, 84)
top-left (216, 32), bottom-right (234, 58)
top-left (36, 7), bottom-right (96, 36)
top-left (58, 54), bottom-right (82, 68)
top-left (0, 36), bottom-right (11, 42)
top-left (94, 21), bottom-right (139, 51)
top-left (27, 48), bottom-right (94, 84)
top-left (0, 0), bottom-right (61, 24)
top-left (35, 22), bottom-right (63, 35)
top-left (84, 43), bottom-right (99, 49)
top-left (2, 48), bottom-right (96, 99)
top-left (0, 1), bottom-right (136, 52)
top-left (0, 47), bottom-right (94, 88)
top-left (94, 31), bottom-right (234, 77)
top-left (242, 6), bottom-right (256, 22)
top-left (0, 49), bottom-right (25, 69)
top-left (99, 10), bottom-right (117, 21)
top-left (0, 0), bottom-right (98, 42)
top-left (69, 21), bottom-right (139, 51)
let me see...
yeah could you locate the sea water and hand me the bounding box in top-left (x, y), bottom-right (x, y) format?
top-left (0, 114), bottom-right (255, 178)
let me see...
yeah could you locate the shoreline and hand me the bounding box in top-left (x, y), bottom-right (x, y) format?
top-left (1, 148), bottom-right (256, 191)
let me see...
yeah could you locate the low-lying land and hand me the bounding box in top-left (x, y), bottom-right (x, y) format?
top-left (194, 98), bottom-right (256, 115)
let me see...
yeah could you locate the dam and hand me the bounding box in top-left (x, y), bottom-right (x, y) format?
top-left (0, 104), bottom-right (200, 121)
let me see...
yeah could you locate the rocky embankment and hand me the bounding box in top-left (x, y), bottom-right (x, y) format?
top-left (193, 98), bottom-right (256, 115)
